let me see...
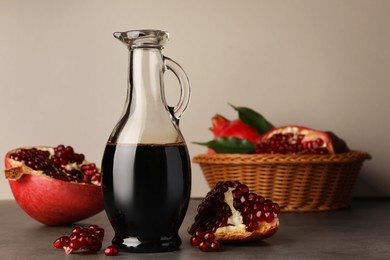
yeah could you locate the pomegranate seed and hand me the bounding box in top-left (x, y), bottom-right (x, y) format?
top-left (69, 240), bottom-right (80, 250)
top-left (232, 189), bottom-right (242, 200)
top-left (263, 200), bottom-right (274, 212)
top-left (195, 229), bottom-right (204, 237)
top-left (236, 184), bottom-right (249, 194)
top-left (65, 146), bottom-right (74, 154)
top-left (203, 232), bottom-right (215, 242)
top-left (60, 236), bottom-right (70, 247)
top-left (53, 224), bottom-right (104, 254)
top-left (273, 203), bottom-right (280, 214)
top-left (247, 192), bottom-right (257, 202)
top-left (90, 242), bottom-right (102, 252)
top-left (53, 238), bottom-right (63, 249)
top-left (55, 145), bottom-right (65, 151)
top-left (190, 236), bottom-right (201, 246)
top-left (72, 226), bottom-right (83, 233)
top-left (199, 241), bottom-right (211, 252)
top-left (210, 241), bottom-right (220, 251)
top-left (104, 245), bottom-right (119, 256)
top-left (264, 212), bottom-right (275, 223)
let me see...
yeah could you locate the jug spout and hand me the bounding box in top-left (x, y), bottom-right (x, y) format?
top-left (113, 29), bottom-right (169, 49)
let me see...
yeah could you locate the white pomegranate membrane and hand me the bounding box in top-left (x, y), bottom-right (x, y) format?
top-left (189, 181), bottom-right (280, 252)
top-left (8, 145), bottom-right (101, 184)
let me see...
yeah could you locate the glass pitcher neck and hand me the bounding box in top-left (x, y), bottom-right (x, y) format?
top-left (114, 30), bottom-right (169, 49)
top-left (128, 48), bottom-right (165, 101)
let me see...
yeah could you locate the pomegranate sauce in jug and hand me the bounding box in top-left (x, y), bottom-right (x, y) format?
top-left (102, 143), bottom-right (191, 252)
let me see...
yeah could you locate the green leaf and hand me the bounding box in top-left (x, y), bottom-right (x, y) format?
top-left (193, 136), bottom-right (255, 154)
top-left (229, 103), bottom-right (274, 135)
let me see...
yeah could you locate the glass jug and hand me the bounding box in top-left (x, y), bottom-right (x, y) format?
top-left (101, 30), bottom-right (191, 253)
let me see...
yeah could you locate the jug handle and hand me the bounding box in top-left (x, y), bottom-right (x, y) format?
top-left (163, 57), bottom-right (191, 121)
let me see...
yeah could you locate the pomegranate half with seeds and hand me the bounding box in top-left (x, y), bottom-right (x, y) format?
top-left (255, 125), bottom-right (349, 154)
top-left (4, 145), bottom-right (104, 225)
top-left (188, 181), bottom-right (279, 251)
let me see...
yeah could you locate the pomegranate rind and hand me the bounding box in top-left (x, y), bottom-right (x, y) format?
top-left (4, 147), bottom-right (104, 226)
top-left (214, 219), bottom-right (279, 242)
top-left (188, 219), bottom-right (279, 243)
top-left (4, 166), bottom-right (24, 180)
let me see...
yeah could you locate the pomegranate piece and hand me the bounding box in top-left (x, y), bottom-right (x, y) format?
top-left (188, 181), bottom-right (280, 252)
top-left (4, 145), bottom-right (104, 225)
top-left (53, 225), bottom-right (104, 254)
top-left (255, 126), bottom-right (350, 154)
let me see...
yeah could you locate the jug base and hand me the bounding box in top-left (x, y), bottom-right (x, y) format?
top-left (114, 235), bottom-right (182, 253)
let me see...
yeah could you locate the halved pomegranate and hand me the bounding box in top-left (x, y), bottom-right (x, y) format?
top-left (188, 181), bottom-right (279, 251)
top-left (255, 125), bottom-right (349, 154)
top-left (4, 145), bottom-right (104, 226)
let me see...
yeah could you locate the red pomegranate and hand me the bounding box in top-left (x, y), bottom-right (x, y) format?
top-left (210, 114), bottom-right (261, 144)
top-left (4, 145), bottom-right (104, 226)
top-left (188, 181), bottom-right (279, 251)
top-left (255, 125), bottom-right (350, 154)
top-left (207, 114), bottom-right (261, 154)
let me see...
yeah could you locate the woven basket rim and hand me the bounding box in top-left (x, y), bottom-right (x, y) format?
top-left (192, 150), bottom-right (371, 165)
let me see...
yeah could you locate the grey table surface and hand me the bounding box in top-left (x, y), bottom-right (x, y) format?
top-left (1, 198), bottom-right (389, 260)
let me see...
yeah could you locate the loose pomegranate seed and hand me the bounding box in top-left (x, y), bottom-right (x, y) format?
top-left (104, 245), bottom-right (119, 256)
top-left (53, 237), bottom-right (66, 249)
top-left (210, 242), bottom-right (220, 251)
top-left (69, 240), bottom-right (80, 250)
top-left (72, 226), bottom-right (83, 233)
top-left (53, 224), bottom-right (104, 254)
top-left (199, 241), bottom-right (211, 252)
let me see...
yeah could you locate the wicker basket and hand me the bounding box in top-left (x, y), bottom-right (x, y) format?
top-left (193, 151), bottom-right (371, 212)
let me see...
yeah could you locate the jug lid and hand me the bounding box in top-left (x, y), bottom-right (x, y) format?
top-left (114, 30), bottom-right (169, 48)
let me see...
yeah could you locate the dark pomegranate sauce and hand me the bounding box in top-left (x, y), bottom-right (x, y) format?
top-left (102, 143), bottom-right (191, 252)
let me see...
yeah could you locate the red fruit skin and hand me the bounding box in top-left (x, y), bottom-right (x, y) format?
top-left (208, 114), bottom-right (260, 154)
top-left (210, 114), bottom-right (231, 136)
top-left (218, 120), bottom-right (260, 144)
top-left (4, 149), bottom-right (104, 226)
top-left (326, 131), bottom-right (350, 154)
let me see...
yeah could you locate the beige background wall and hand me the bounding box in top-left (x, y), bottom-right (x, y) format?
top-left (1, 0), bottom-right (389, 200)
